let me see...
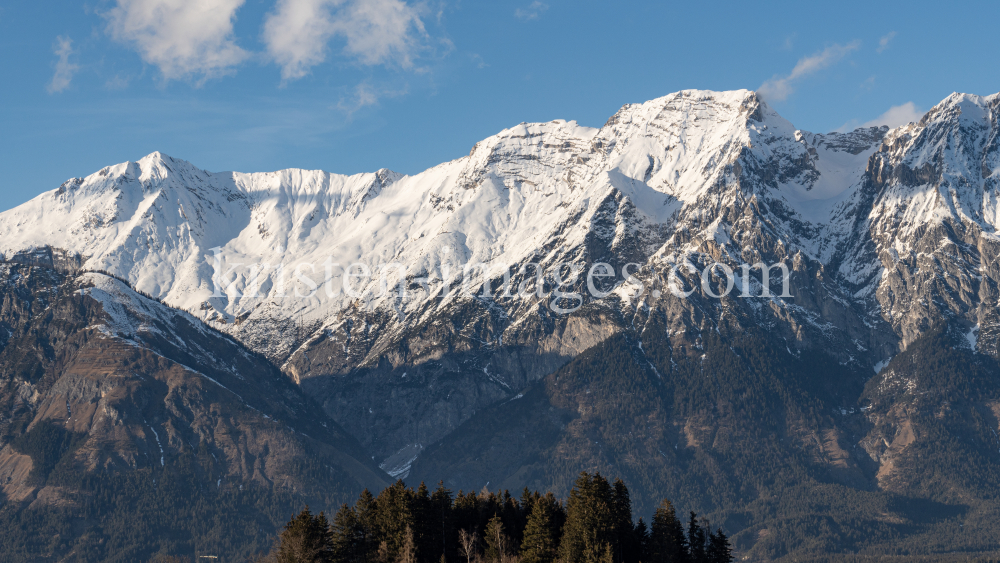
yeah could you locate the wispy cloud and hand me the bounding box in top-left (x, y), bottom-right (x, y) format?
top-left (470, 53), bottom-right (488, 69)
top-left (105, 74), bottom-right (131, 90)
top-left (758, 40), bottom-right (861, 102)
top-left (781, 33), bottom-right (796, 51)
top-left (103, 0), bottom-right (249, 81)
top-left (336, 80), bottom-right (408, 115)
top-left (263, 0), bottom-right (427, 82)
top-left (515, 1), bottom-right (549, 20)
top-left (861, 102), bottom-right (923, 128)
top-left (877, 31), bottom-right (896, 54)
top-left (47, 36), bottom-right (79, 93)
top-left (836, 102), bottom-right (924, 132)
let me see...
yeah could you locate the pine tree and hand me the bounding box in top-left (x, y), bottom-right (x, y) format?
top-left (414, 482), bottom-right (436, 563)
top-left (582, 542), bottom-right (614, 563)
top-left (520, 495), bottom-right (559, 563)
top-left (705, 529), bottom-right (732, 563)
top-left (611, 479), bottom-right (636, 563)
top-left (648, 500), bottom-right (685, 563)
top-left (453, 491), bottom-right (480, 540)
top-left (274, 506), bottom-right (332, 563)
top-left (559, 473), bottom-right (616, 563)
top-left (431, 482), bottom-right (455, 563)
top-left (331, 504), bottom-right (363, 563)
top-left (374, 481), bottom-right (416, 563)
top-left (356, 489), bottom-right (378, 563)
top-left (686, 513), bottom-right (706, 563)
top-left (500, 490), bottom-right (525, 550)
top-left (520, 488), bottom-right (539, 521)
top-left (267, 480), bottom-right (726, 563)
top-left (478, 489), bottom-right (501, 535)
top-left (485, 515), bottom-right (513, 563)
top-left (633, 518), bottom-right (649, 563)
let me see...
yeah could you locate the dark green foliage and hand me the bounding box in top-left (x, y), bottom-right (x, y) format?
top-left (10, 419), bottom-right (88, 484)
top-left (633, 518), bottom-right (648, 563)
top-left (0, 466), bottom-right (328, 562)
top-left (706, 528), bottom-right (731, 563)
top-left (272, 507), bottom-right (333, 563)
top-left (520, 494), bottom-right (563, 563)
top-left (611, 479), bottom-right (638, 563)
top-left (430, 482), bottom-right (456, 562)
top-left (374, 481), bottom-right (417, 562)
top-left (687, 512), bottom-right (706, 563)
top-left (649, 499), bottom-right (686, 563)
top-left (331, 504), bottom-right (365, 563)
top-left (286, 474), bottom-right (729, 563)
top-left (356, 489), bottom-right (378, 561)
top-left (484, 515), bottom-right (511, 562)
top-left (559, 473), bottom-right (617, 563)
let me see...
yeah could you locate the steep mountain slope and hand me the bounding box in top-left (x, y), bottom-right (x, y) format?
top-left (0, 262), bottom-right (388, 561)
top-left (834, 93), bottom-right (1000, 351)
top-left (409, 329), bottom-right (1000, 560)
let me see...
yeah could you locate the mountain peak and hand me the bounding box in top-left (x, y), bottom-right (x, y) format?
top-left (915, 91), bottom-right (997, 129)
top-left (138, 150), bottom-right (170, 162)
top-left (133, 151), bottom-right (203, 182)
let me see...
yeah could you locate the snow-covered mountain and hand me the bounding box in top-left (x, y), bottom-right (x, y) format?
top-left (2, 89), bottom-right (999, 474)
top-left (0, 91), bottom-right (878, 349)
top-left (6, 88), bottom-right (1000, 559)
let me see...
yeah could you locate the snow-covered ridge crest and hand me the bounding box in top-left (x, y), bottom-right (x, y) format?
top-left (2, 89), bottom-right (998, 363)
top-left (76, 271), bottom-right (214, 343)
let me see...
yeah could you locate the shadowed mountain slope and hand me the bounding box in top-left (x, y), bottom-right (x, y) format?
top-left (0, 262), bottom-right (388, 561)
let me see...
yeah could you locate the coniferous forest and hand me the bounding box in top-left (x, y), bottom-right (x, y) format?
top-left (257, 472), bottom-right (732, 563)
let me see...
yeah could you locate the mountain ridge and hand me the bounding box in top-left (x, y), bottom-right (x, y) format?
top-left (4, 88), bottom-right (996, 463)
top-left (3, 88), bottom-right (1000, 559)
top-left (0, 88), bottom-right (902, 359)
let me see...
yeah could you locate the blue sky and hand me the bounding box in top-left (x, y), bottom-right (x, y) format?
top-left (1, 0), bottom-right (997, 212)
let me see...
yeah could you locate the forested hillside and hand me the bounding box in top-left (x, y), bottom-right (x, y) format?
top-left (411, 332), bottom-right (1000, 560)
top-left (259, 473), bottom-right (732, 563)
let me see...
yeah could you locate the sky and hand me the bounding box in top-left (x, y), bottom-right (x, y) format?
top-left (1, 0), bottom-right (998, 212)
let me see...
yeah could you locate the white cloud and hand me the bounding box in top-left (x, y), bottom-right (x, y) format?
top-left (836, 102), bottom-right (924, 133)
top-left (104, 0), bottom-right (248, 81)
top-left (877, 31), bottom-right (896, 54)
top-left (758, 40), bottom-right (861, 102)
top-left (861, 102), bottom-right (923, 128)
top-left (515, 1), bottom-right (549, 20)
top-left (263, 0), bottom-right (426, 82)
top-left (47, 36), bottom-right (79, 93)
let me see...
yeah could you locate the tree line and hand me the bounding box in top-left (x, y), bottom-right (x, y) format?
top-left (259, 472), bottom-right (732, 563)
